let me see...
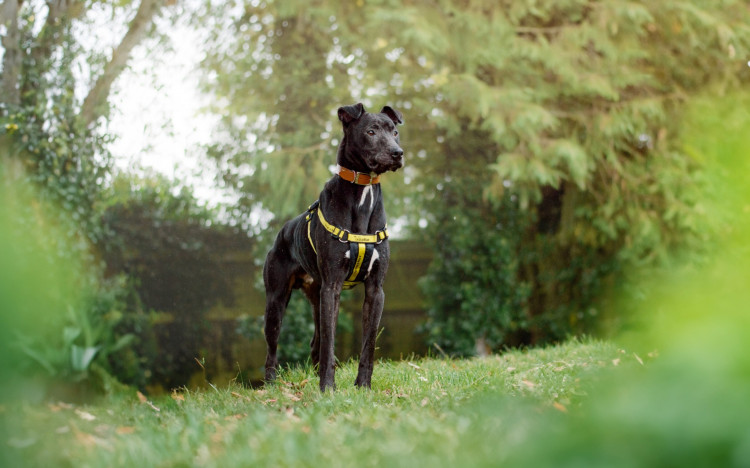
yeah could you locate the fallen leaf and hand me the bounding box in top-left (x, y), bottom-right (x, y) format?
top-left (73, 430), bottom-right (97, 447)
top-left (633, 353), bottom-right (644, 365)
top-left (293, 379), bottom-right (309, 389)
top-left (553, 401), bottom-right (568, 413)
top-left (612, 358), bottom-right (621, 366)
top-left (521, 380), bottom-right (536, 389)
top-left (75, 409), bottom-right (96, 421)
top-left (283, 391), bottom-right (301, 402)
top-left (48, 404), bottom-right (65, 413)
top-left (48, 402), bottom-right (73, 412)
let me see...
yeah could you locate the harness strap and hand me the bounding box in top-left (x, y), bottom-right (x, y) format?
top-left (308, 200), bottom-right (388, 243)
top-left (307, 215), bottom-right (317, 255)
top-left (304, 200), bottom-right (387, 289)
top-left (343, 242), bottom-right (375, 289)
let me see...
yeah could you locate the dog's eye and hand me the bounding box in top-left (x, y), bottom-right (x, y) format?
top-left (393, 130), bottom-right (399, 136)
top-left (366, 130), bottom-right (376, 136)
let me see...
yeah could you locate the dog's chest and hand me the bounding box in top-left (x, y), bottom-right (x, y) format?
top-left (357, 185), bottom-right (375, 210)
top-left (342, 241), bottom-right (382, 289)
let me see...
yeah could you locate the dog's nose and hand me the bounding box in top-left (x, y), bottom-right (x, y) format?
top-left (391, 148), bottom-right (404, 159)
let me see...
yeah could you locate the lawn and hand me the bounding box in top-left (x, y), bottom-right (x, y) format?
top-left (4, 339), bottom-right (634, 467)
top-left (5, 303), bottom-right (750, 468)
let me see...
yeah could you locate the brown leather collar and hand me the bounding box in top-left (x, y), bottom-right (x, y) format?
top-left (338, 166), bottom-right (380, 185)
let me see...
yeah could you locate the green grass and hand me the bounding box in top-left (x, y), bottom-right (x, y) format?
top-left (3, 339), bottom-right (633, 467)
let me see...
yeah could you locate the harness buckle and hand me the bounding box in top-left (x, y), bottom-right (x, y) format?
top-left (336, 230), bottom-right (350, 243)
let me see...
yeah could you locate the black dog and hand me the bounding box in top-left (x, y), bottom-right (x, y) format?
top-left (263, 103), bottom-right (404, 392)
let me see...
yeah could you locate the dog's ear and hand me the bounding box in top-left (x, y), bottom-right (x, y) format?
top-left (338, 103), bottom-right (366, 125)
top-left (380, 106), bottom-right (403, 125)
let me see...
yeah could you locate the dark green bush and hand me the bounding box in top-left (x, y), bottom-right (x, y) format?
top-left (420, 195), bottom-right (531, 356)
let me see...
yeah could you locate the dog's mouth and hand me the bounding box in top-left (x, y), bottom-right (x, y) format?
top-left (368, 152), bottom-right (404, 174)
top-left (369, 161), bottom-right (403, 174)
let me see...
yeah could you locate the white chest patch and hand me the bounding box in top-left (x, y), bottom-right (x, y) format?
top-left (344, 250), bottom-right (350, 259)
top-left (358, 185), bottom-right (374, 210)
top-left (367, 248), bottom-right (380, 274)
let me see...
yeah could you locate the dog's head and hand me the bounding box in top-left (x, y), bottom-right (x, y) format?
top-left (337, 103), bottom-right (404, 174)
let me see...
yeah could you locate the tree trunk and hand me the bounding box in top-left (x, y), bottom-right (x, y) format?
top-left (80, 0), bottom-right (162, 127)
top-left (1, 0), bottom-right (22, 108)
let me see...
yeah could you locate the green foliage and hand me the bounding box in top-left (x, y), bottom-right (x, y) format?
top-left (100, 174), bottom-right (251, 390)
top-left (5, 88), bottom-right (749, 468)
top-left (15, 277), bottom-right (136, 382)
top-left (420, 193), bottom-right (531, 355)
top-left (198, 0), bottom-right (360, 223)
top-left (0, 173), bottom-right (135, 400)
top-left (0, 2), bottom-right (164, 395)
top-left (1, 9), bottom-right (113, 253)
top-left (195, 0), bottom-right (750, 350)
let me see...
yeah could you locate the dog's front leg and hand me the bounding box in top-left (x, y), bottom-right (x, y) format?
top-left (318, 281), bottom-right (341, 392)
top-left (355, 281), bottom-right (385, 388)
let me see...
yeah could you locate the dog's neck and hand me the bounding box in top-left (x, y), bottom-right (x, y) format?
top-left (336, 135), bottom-right (373, 175)
top-left (320, 172), bottom-right (385, 235)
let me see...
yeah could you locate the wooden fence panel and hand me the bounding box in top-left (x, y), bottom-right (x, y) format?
top-left (191, 240), bottom-right (432, 387)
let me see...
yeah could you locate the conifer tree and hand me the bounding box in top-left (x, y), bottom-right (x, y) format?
top-left (197, 0), bottom-right (750, 350)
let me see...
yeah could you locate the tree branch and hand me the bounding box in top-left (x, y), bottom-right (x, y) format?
top-left (30, 0), bottom-right (85, 66)
top-left (80, 0), bottom-right (162, 127)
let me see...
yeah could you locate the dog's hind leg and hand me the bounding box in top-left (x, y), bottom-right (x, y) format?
top-left (301, 280), bottom-right (322, 371)
top-left (263, 249), bottom-right (295, 383)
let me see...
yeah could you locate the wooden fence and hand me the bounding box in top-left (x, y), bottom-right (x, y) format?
top-left (188, 240), bottom-right (433, 387)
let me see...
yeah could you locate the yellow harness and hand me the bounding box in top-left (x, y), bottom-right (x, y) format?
top-left (305, 200), bottom-right (388, 289)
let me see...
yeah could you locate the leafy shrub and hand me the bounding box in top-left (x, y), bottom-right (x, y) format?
top-left (420, 193), bottom-right (531, 356)
top-left (0, 172), bottom-right (137, 398)
top-left (15, 277), bottom-right (136, 383)
top-left (99, 174), bottom-right (248, 390)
